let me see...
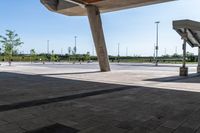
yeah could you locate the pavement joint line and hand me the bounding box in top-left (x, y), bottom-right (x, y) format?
top-left (0, 86), bottom-right (134, 112)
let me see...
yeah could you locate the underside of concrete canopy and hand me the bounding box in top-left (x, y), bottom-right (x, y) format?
top-left (173, 19), bottom-right (200, 75)
top-left (41, 0), bottom-right (174, 72)
top-left (41, 0), bottom-right (174, 16)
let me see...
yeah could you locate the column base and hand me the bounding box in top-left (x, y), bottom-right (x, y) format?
top-left (197, 66), bottom-right (200, 73)
top-left (179, 67), bottom-right (188, 76)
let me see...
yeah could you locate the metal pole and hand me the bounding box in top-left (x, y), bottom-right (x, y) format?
top-left (74, 36), bottom-right (77, 54)
top-left (126, 47), bottom-right (128, 57)
top-left (47, 40), bottom-right (49, 54)
top-left (61, 48), bottom-right (63, 55)
top-left (155, 21), bottom-right (160, 66)
top-left (0, 48), bottom-right (1, 65)
top-left (118, 43), bottom-right (120, 63)
top-left (153, 43), bottom-right (156, 60)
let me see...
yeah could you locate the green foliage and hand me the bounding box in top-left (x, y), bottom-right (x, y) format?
top-left (50, 50), bottom-right (59, 62)
top-left (68, 47), bottom-right (72, 55)
top-left (0, 30), bottom-right (23, 65)
top-left (83, 52), bottom-right (90, 62)
top-left (30, 49), bottom-right (36, 62)
top-left (186, 52), bottom-right (195, 62)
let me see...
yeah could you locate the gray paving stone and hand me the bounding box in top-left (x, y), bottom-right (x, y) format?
top-left (0, 110), bottom-right (35, 123)
top-left (127, 126), bottom-right (151, 133)
top-left (0, 123), bottom-right (25, 133)
top-left (0, 120), bottom-right (8, 126)
top-left (150, 126), bottom-right (174, 133)
top-left (80, 124), bottom-right (127, 133)
top-left (173, 126), bottom-right (196, 133)
top-left (17, 117), bottom-right (54, 131)
top-left (161, 120), bottom-right (181, 129)
top-left (0, 63), bottom-right (200, 133)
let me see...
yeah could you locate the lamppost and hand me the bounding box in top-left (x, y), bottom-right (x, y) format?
top-left (155, 21), bottom-right (160, 66)
top-left (153, 43), bottom-right (156, 60)
top-left (126, 47), bottom-right (128, 57)
top-left (0, 48), bottom-right (1, 64)
top-left (118, 43), bottom-right (120, 63)
top-left (47, 40), bottom-right (49, 54)
top-left (74, 36), bottom-right (77, 54)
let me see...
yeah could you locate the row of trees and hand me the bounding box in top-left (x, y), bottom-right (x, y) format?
top-left (0, 30), bottom-right (92, 65)
top-left (28, 50), bottom-right (91, 63)
top-left (0, 30), bottom-right (198, 65)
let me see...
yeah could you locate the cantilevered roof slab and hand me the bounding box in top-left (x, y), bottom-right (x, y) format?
top-left (173, 20), bottom-right (200, 48)
top-left (41, 0), bottom-right (174, 16)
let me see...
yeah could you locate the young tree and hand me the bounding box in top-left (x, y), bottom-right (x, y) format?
top-left (0, 30), bottom-right (23, 66)
top-left (72, 47), bottom-right (77, 64)
top-left (51, 50), bottom-right (56, 63)
top-left (68, 46), bottom-right (72, 62)
top-left (83, 52), bottom-right (91, 62)
top-left (30, 49), bottom-right (36, 63)
top-left (68, 47), bottom-right (72, 55)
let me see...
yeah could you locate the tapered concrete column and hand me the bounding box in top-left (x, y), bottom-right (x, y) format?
top-left (180, 29), bottom-right (188, 76)
top-left (197, 47), bottom-right (200, 73)
top-left (86, 5), bottom-right (110, 72)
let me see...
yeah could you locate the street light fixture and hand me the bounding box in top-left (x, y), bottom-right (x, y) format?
top-left (155, 21), bottom-right (160, 66)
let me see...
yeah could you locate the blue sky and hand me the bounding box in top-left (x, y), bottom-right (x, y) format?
top-left (0, 0), bottom-right (200, 56)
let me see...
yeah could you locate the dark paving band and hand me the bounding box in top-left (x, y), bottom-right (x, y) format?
top-left (0, 86), bottom-right (134, 112)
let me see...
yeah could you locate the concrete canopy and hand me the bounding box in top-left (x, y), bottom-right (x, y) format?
top-left (173, 20), bottom-right (200, 48)
top-left (41, 0), bottom-right (174, 16)
top-left (173, 20), bottom-right (200, 75)
top-left (41, 0), bottom-right (174, 72)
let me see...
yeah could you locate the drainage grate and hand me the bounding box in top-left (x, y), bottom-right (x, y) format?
top-left (25, 123), bottom-right (79, 133)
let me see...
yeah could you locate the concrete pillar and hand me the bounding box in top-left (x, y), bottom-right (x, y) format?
top-left (180, 29), bottom-right (188, 76)
top-left (86, 5), bottom-right (110, 72)
top-left (197, 47), bottom-right (200, 73)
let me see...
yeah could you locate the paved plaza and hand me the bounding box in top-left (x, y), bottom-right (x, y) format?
top-left (0, 62), bottom-right (200, 133)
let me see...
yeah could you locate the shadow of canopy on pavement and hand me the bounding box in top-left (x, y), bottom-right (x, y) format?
top-left (144, 73), bottom-right (200, 83)
top-left (0, 72), bottom-right (200, 132)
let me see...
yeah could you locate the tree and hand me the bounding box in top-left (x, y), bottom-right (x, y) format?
top-left (68, 47), bottom-right (72, 55)
top-left (72, 46), bottom-right (77, 64)
top-left (83, 52), bottom-right (91, 62)
top-left (186, 52), bottom-right (195, 62)
top-left (0, 30), bottom-right (23, 66)
top-left (30, 49), bottom-right (36, 63)
top-left (51, 50), bottom-right (58, 63)
top-left (68, 46), bottom-right (72, 62)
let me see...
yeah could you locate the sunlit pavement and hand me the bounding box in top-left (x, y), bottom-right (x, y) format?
top-left (0, 62), bottom-right (200, 133)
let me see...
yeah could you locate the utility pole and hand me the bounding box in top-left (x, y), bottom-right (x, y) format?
top-left (92, 45), bottom-right (95, 56)
top-left (155, 21), bottom-right (160, 66)
top-left (74, 36), bottom-right (77, 54)
top-left (153, 43), bottom-right (156, 60)
top-left (61, 48), bottom-right (63, 55)
top-left (126, 47), bottom-right (128, 57)
top-left (175, 46), bottom-right (178, 54)
top-left (0, 48), bottom-right (1, 64)
top-left (118, 43), bottom-right (120, 63)
top-left (47, 40), bottom-right (49, 54)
